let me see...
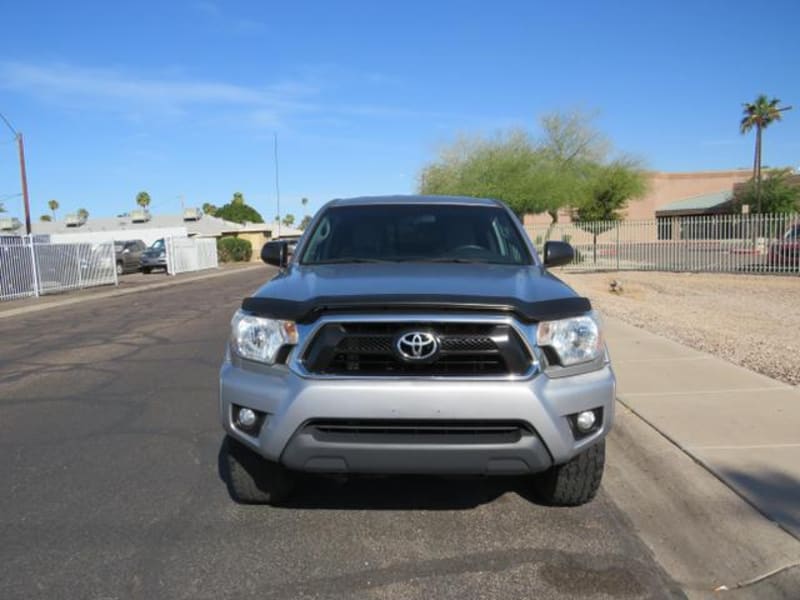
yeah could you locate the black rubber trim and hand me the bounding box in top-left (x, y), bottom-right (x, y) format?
top-left (241, 294), bottom-right (591, 324)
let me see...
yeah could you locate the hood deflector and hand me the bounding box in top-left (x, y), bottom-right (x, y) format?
top-left (241, 294), bottom-right (591, 324)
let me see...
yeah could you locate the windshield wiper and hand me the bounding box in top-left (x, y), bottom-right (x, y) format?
top-left (424, 257), bottom-right (491, 263)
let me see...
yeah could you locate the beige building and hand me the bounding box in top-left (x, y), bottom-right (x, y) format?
top-left (524, 169), bottom-right (752, 225)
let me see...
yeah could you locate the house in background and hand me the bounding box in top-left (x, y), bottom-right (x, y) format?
top-left (20, 208), bottom-right (301, 262)
top-left (523, 168), bottom-right (753, 225)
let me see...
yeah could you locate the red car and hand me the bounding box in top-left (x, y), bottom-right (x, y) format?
top-left (769, 223), bottom-right (800, 268)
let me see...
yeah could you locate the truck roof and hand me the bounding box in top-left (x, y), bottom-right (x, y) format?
top-left (327, 195), bottom-right (502, 208)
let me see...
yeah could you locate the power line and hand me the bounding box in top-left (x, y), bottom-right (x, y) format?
top-left (0, 112), bottom-right (18, 137)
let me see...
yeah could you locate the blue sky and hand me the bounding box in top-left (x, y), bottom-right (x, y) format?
top-left (1, 0), bottom-right (798, 223)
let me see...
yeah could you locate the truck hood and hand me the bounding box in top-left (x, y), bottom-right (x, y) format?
top-left (242, 263), bottom-right (590, 323)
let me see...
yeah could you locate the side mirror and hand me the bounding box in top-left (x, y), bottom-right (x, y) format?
top-left (543, 241), bottom-right (574, 268)
top-left (261, 240), bottom-right (289, 267)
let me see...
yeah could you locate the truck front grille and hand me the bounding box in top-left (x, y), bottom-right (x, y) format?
top-left (301, 321), bottom-right (532, 377)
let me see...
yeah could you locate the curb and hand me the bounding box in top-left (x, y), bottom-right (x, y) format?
top-left (616, 395), bottom-right (800, 544)
top-left (0, 265), bottom-right (266, 320)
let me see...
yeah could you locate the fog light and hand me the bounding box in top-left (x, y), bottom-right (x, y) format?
top-left (237, 407), bottom-right (257, 428)
top-left (576, 410), bottom-right (597, 432)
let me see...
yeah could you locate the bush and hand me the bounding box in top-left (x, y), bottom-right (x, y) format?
top-left (217, 237), bottom-right (252, 262)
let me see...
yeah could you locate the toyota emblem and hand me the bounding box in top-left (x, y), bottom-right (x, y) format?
top-left (396, 331), bottom-right (439, 362)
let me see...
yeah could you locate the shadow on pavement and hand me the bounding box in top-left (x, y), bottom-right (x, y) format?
top-left (718, 467), bottom-right (800, 538)
top-left (216, 437), bottom-right (544, 510)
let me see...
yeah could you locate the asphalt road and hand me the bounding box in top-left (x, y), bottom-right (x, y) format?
top-left (0, 268), bottom-right (683, 600)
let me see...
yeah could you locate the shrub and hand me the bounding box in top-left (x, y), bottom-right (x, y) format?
top-left (217, 237), bottom-right (252, 262)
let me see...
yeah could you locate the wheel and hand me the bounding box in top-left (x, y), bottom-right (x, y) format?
top-left (142, 267), bottom-right (152, 274)
top-left (533, 440), bottom-right (605, 506)
top-left (222, 436), bottom-right (294, 505)
top-left (116, 261), bottom-right (124, 276)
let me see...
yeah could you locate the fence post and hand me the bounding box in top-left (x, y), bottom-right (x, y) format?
top-left (27, 237), bottom-right (40, 297)
top-left (615, 223), bottom-right (620, 271)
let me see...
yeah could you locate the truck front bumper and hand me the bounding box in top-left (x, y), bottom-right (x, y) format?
top-left (220, 357), bottom-right (615, 475)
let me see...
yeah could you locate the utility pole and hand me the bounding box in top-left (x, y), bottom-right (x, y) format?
top-left (18, 133), bottom-right (32, 235)
top-left (0, 112), bottom-right (32, 235)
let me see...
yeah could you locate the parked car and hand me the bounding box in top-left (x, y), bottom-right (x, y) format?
top-left (140, 238), bottom-right (167, 274)
top-left (219, 195), bottom-right (614, 506)
top-left (114, 240), bottom-right (146, 275)
top-left (768, 223), bottom-right (800, 268)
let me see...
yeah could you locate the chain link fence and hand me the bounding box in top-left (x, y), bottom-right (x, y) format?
top-left (0, 238), bottom-right (117, 301)
top-left (526, 213), bottom-right (800, 274)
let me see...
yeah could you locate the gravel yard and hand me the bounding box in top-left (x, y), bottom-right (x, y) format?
top-left (558, 271), bottom-right (800, 386)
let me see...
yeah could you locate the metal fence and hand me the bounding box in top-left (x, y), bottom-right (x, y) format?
top-left (526, 213), bottom-right (800, 274)
top-left (165, 237), bottom-right (219, 275)
top-left (0, 239), bottom-right (117, 301)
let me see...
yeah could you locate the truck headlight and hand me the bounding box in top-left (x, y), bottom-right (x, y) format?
top-left (230, 310), bottom-right (298, 364)
top-left (536, 315), bottom-right (602, 367)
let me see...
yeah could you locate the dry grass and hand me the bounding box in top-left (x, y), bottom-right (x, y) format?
top-left (558, 271), bottom-right (800, 386)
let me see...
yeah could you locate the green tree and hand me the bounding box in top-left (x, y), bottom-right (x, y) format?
top-left (39, 214), bottom-right (52, 222)
top-left (274, 215), bottom-right (280, 223)
top-left (420, 130), bottom-right (549, 217)
top-left (77, 207), bottom-right (89, 220)
top-left (232, 192), bottom-right (245, 206)
top-left (282, 213), bottom-right (295, 227)
top-left (299, 214), bottom-right (313, 231)
top-left (301, 197), bottom-right (309, 209)
top-left (740, 95), bottom-right (790, 212)
top-left (136, 191), bottom-right (151, 209)
top-left (214, 202), bottom-right (264, 224)
top-left (418, 111), bottom-right (616, 224)
top-left (571, 160), bottom-right (648, 263)
top-left (735, 168), bottom-right (800, 214)
top-left (573, 160), bottom-right (648, 223)
top-left (202, 202), bottom-right (217, 215)
top-left (48, 199), bottom-right (59, 219)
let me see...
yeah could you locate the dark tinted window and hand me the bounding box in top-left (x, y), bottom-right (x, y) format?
top-left (301, 204), bottom-right (532, 265)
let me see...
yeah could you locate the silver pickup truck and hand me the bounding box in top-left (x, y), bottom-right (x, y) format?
top-left (219, 195), bottom-right (615, 506)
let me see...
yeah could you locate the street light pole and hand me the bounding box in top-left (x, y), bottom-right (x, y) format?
top-left (274, 132), bottom-right (281, 239)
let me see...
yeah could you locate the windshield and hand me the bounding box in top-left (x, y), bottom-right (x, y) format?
top-left (300, 204), bottom-right (532, 266)
top-left (149, 239), bottom-right (165, 251)
top-left (114, 242), bottom-right (124, 251)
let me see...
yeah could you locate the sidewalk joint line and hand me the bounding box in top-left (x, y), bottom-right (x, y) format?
top-left (690, 443), bottom-right (800, 451)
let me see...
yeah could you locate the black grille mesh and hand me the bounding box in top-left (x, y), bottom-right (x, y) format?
top-left (303, 322), bottom-right (531, 377)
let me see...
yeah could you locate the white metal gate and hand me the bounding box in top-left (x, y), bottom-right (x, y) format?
top-left (165, 237), bottom-right (219, 275)
top-left (0, 238), bottom-right (117, 301)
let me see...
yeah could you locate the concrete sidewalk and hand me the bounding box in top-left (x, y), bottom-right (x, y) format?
top-left (605, 316), bottom-right (800, 540)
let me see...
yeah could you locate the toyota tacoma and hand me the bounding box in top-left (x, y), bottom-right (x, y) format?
top-left (220, 196), bottom-right (615, 506)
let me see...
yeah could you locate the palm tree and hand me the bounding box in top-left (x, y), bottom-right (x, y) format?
top-left (136, 191), bottom-right (151, 209)
top-left (740, 95), bottom-right (791, 212)
top-left (77, 208), bottom-right (89, 220)
top-left (301, 197), bottom-right (309, 209)
top-left (48, 199), bottom-right (59, 219)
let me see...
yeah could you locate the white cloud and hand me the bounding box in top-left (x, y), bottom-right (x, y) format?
top-left (0, 61), bottom-right (316, 123)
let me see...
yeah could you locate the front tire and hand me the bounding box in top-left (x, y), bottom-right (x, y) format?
top-left (533, 440), bottom-right (605, 506)
top-left (142, 267), bottom-right (152, 274)
top-left (116, 261), bottom-right (124, 276)
top-left (222, 436), bottom-right (293, 505)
